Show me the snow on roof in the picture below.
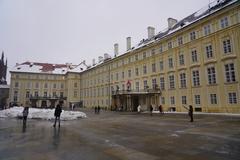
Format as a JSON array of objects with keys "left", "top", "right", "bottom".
[
  {"left": 128, "top": 0, "right": 238, "bottom": 52},
  {"left": 10, "top": 61, "right": 88, "bottom": 74}
]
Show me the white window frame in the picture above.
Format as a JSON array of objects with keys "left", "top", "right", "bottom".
[
  {"left": 152, "top": 63, "right": 156, "bottom": 72},
  {"left": 159, "top": 61, "right": 164, "bottom": 71},
  {"left": 143, "top": 80, "right": 148, "bottom": 89},
  {"left": 210, "top": 94, "right": 217, "bottom": 104},
  {"left": 203, "top": 24, "right": 211, "bottom": 36},
  {"left": 225, "top": 63, "right": 236, "bottom": 83},
  {"left": 192, "top": 70, "right": 200, "bottom": 86},
  {"left": 135, "top": 68, "right": 139, "bottom": 76},
  {"left": 152, "top": 78, "right": 157, "bottom": 89},
  {"left": 228, "top": 92, "right": 237, "bottom": 104},
  {"left": 206, "top": 44, "right": 213, "bottom": 59},
  {"left": 220, "top": 16, "right": 229, "bottom": 29},
  {"left": 223, "top": 39, "right": 232, "bottom": 54},
  {"left": 195, "top": 95, "right": 201, "bottom": 105},
  {"left": 135, "top": 82, "right": 139, "bottom": 91},
  {"left": 191, "top": 49, "right": 198, "bottom": 63},
  {"left": 179, "top": 54, "right": 185, "bottom": 65},
  {"left": 168, "top": 41, "right": 172, "bottom": 49},
  {"left": 178, "top": 37, "right": 183, "bottom": 45},
  {"left": 190, "top": 31, "right": 196, "bottom": 41},
  {"left": 169, "top": 75, "right": 175, "bottom": 89},
  {"left": 143, "top": 65, "right": 147, "bottom": 74},
  {"left": 170, "top": 96, "right": 175, "bottom": 105},
  {"left": 182, "top": 96, "right": 187, "bottom": 105},
  {"left": 160, "top": 77, "right": 165, "bottom": 90},
  {"left": 180, "top": 73, "right": 187, "bottom": 88},
  {"left": 207, "top": 66, "right": 216, "bottom": 84},
  {"left": 168, "top": 58, "right": 173, "bottom": 68}
]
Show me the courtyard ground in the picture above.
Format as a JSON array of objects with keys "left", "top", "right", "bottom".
[{"left": 0, "top": 109, "right": 239, "bottom": 160}]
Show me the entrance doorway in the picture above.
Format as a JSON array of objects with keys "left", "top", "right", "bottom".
[
  {"left": 41, "top": 100, "right": 47, "bottom": 108},
  {"left": 132, "top": 96, "right": 139, "bottom": 111}
]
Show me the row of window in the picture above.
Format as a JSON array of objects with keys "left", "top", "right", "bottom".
[
  {"left": 14, "top": 74, "right": 66, "bottom": 80},
  {"left": 161, "top": 92, "right": 238, "bottom": 106},
  {"left": 82, "top": 87, "right": 110, "bottom": 98},
  {"left": 109, "top": 16, "right": 232, "bottom": 69},
  {"left": 14, "top": 82, "right": 66, "bottom": 89},
  {"left": 13, "top": 91, "right": 65, "bottom": 102},
  {"left": 81, "top": 62, "right": 237, "bottom": 97},
  {"left": 82, "top": 36, "right": 233, "bottom": 87},
  {"left": 108, "top": 39, "right": 233, "bottom": 82},
  {"left": 85, "top": 16, "right": 232, "bottom": 75},
  {"left": 111, "top": 62, "right": 236, "bottom": 90}
]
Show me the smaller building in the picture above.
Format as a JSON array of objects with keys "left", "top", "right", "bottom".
[{"left": 9, "top": 61, "right": 87, "bottom": 108}]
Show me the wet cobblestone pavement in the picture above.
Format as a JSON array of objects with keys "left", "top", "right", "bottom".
[{"left": 0, "top": 110, "right": 240, "bottom": 160}]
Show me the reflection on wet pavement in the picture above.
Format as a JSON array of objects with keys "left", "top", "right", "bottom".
[{"left": 0, "top": 110, "right": 240, "bottom": 160}]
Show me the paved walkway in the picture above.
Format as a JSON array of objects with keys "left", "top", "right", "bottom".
[{"left": 0, "top": 109, "right": 240, "bottom": 160}]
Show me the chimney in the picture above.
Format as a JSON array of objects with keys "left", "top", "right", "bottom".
[
  {"left": 126, "top": 37, "right": 131, "bottom": 51},
  {"left": 92, "top": 59, "right": 96, "bottom": 66},
  {"left": 104, "top": 53, "right": 108, "bottom": 60},
  {"left": 98, "top": 56, "right": 103, "bottom": 63},
  {"left": 114, "top": 43, "right": 119, "bottom": 57},
  {"left": 147, "top": 26, "right": 155, "bottom": 39},
  {"left": 168, "top": 18, "right": 178, "bottom": 29}
]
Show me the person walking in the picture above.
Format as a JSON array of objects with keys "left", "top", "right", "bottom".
[
  {"left": 137, "top": 105, "right": 141, "bottom": 113},
  {"left": 22, "top": 106, "right": 29, "bottom": 126},
  {"left": 53, "top": 103, "right": 62, "bottom": 127},
  {"left": 150, "top": 105, "right": 153, "bottom": 116}
]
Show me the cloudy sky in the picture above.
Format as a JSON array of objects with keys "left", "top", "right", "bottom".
[{"left": 0, "top": 0, "right": 211, "bottom": 81}]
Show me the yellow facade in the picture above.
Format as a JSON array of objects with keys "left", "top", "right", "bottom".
[
  {"left": 9, "top": 71, "right": 82, "bottom": 108},
  {"left": 10, "top": 1, "right": 240, "bottom": 113}
]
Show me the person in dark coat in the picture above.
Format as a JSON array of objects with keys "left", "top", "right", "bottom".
[
  {"left": 22, "top": 106, "right": 29, "bottom": 126},
  {"left": 159, "top": 105, "right": 164, "bottom": 114},
  {"left": 53, "top": 103, "right": 62, "bottom": 127},
  {"left": 150, "top": 105, "right": 153, "bottom": 116},
  {"left": 94, "top": 106, "right": 97, "bottom": 114},
  {"left": 97, "top": 105, "right": 100, "bottom": 114},
  {"left": 188, "top": 105, "right": 194, "bottom": 122}
]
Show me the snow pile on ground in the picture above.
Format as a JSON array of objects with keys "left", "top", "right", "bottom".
[{"left": 0, "top": 107, "right": 87, "bottom": 120}]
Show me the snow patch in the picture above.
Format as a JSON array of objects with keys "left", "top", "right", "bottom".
[
  {"left": 170, "top": 134, "right": 179, "bottom": 137},
  {"left": 0, "top": 107, "right": 87, "bottom": 120}
]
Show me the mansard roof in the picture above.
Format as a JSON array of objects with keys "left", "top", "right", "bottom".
[{"left": 133, "top": 0, "right": 238, "bottom": 50}]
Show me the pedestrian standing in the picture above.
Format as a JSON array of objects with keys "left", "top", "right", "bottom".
[
  {"left": 188, "top": 105, "right": 194, "bottom": 122},
  {"left": 97, "top": 105, "right": 100, "bottom": 114},
  {"left": 71, "top": 103, "right": 74, "bottom": 110},
  {"left": 137, "top": 105, "right": 141, "bottom": 113},
  {"left": 94, "top": 106, "right": 97, "bottom": 114},
  {"left": 150, "top": 105, "right": 153, "bottom": 116},
  {"left": 159, "top": 105, "right": 164, "bottom": 114},
  {"left": 22, "top": 106, "right": 29, "bottom": 126},
  {"left": 53, "top": 103, "right": 62, "bottom": 127}
]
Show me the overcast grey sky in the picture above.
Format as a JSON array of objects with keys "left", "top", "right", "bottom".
[{"left": 0, "top": 0, "right": 211, "bottom": 81}]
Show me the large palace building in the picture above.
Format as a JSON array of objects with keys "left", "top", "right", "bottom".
[{"left": 9, "top": 0, "right": 240, "bottom": 113}]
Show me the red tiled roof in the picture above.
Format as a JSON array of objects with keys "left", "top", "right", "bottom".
[{"left": 21, "top": 61, "right": 68, "bottom": 72}]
